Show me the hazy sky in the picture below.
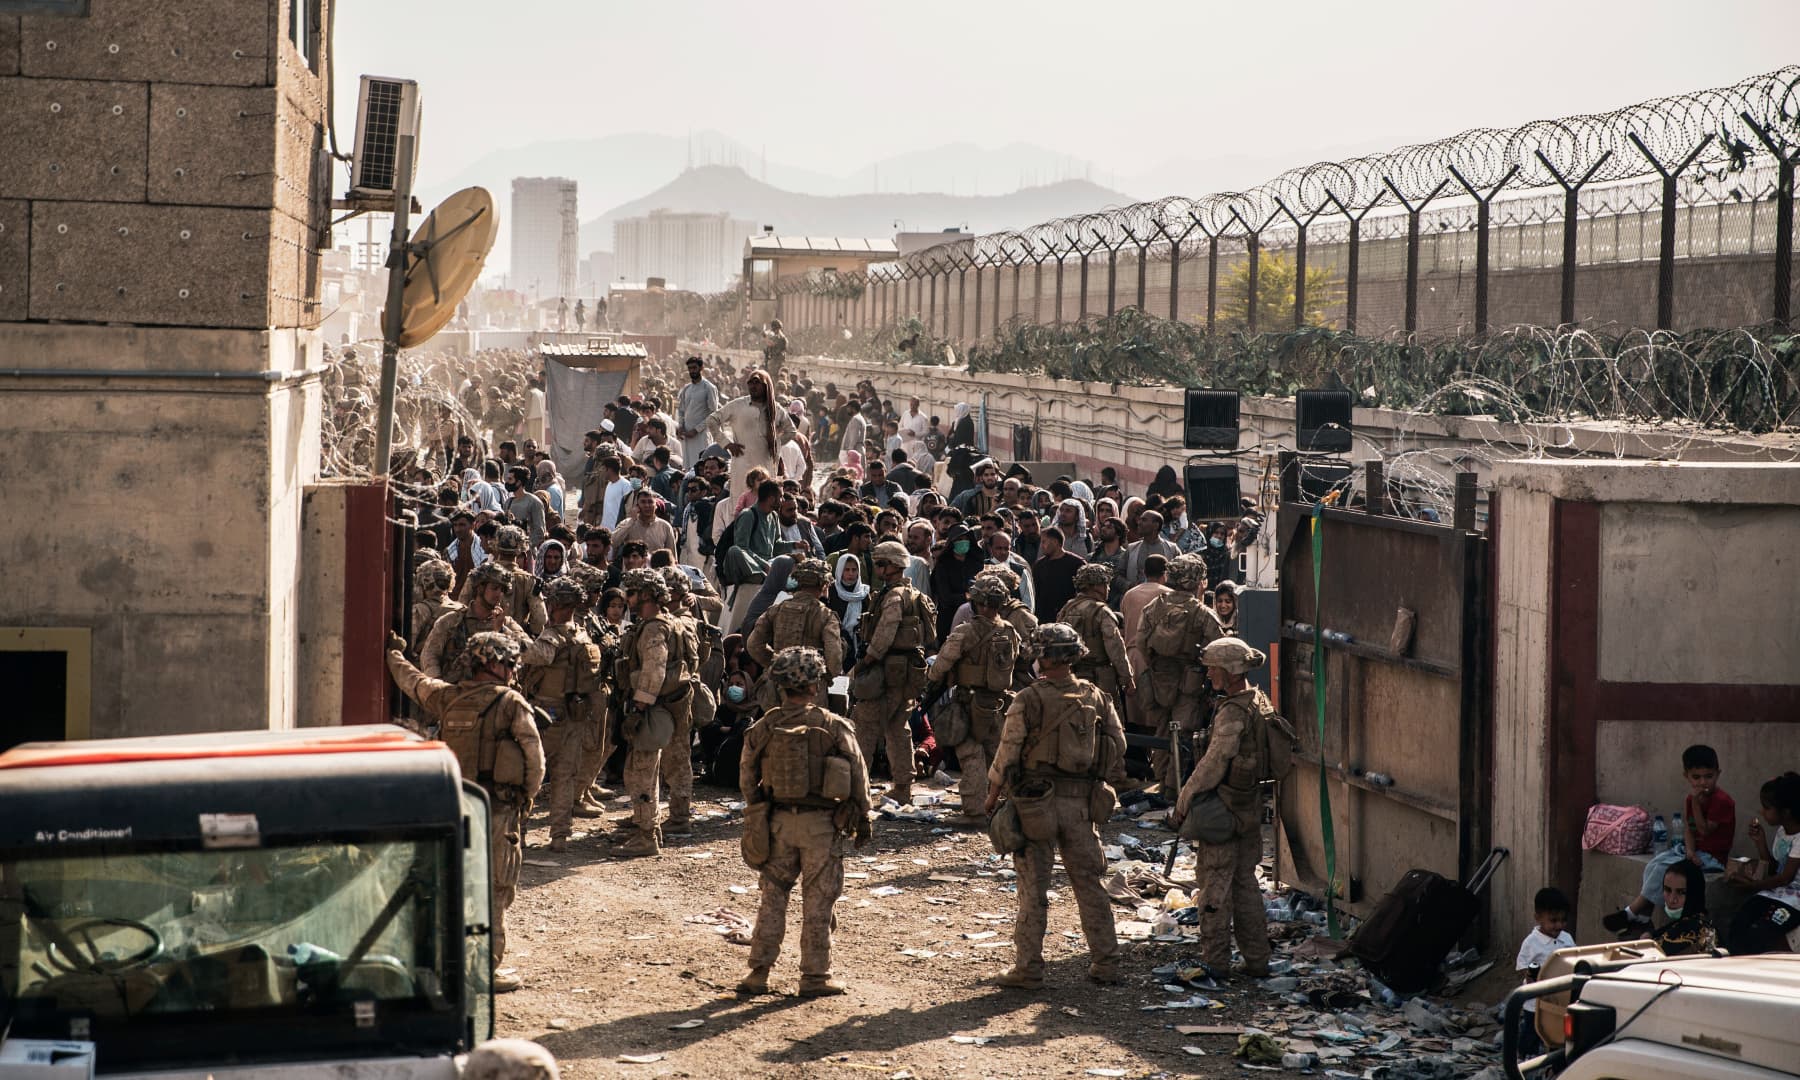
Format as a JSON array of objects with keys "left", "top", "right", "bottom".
[{"left": 333, "top": 0, "right": 1791, "bottom": 192}]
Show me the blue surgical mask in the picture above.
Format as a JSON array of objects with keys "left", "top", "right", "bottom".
[
  {"left": 1664, "top": 905, "right": 1685, "bottom": 921},
  {"left": 1209, "top": 537, "right": 1225, "bottom": 549},
  {"left": 724, "top": 685, "right": 747, "bottom": 703},
  {"left": 786, "top": 578, "right": 800, "bottom": 591},
  {"left": 953, "top": 540, "right": 972, "bottom": 556},
  {"left": 629, "top": 478, "right": 642, "bottom": 491}
]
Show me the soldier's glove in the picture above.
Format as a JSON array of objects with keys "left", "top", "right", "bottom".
[
  {"left": 853, "top": 814, "right": 873, "bottom": 848},
  {"left": 386, "top": 631, "right": 408, "bottom": 653}
]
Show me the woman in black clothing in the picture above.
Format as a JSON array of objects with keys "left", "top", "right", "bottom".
[
  {"left": 1147, "top": 464, "right": 1182, "bottom": 500},
  {"left": 929, "top": 523, "right": 987, "bottom": 642}
]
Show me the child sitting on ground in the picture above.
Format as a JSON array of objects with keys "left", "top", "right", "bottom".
[
  {"left": 1515, "top": 887, "right": 1574, "bottom": 1058},
  {"left": 1727, "top": 771, "right": 1800, "bottom": 954},
  {"left": 1603, "top": 744, "right": 1736, "bottom": 934}
]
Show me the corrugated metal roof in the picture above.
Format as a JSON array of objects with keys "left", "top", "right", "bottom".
[
  {"left": 540, "top": 341, "right": 647, "bottom": 359},
  {"left": 746, "top": 235, "right": 899, "bottom": 257}
]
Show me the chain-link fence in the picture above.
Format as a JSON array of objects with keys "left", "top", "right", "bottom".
[{"left": 766, "top": 66, "right": 1800, "bottom": 342}]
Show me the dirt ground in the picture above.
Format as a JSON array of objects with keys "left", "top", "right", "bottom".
[{"left": 504, "top": 777, "right": 1273, "bottom": 1080}]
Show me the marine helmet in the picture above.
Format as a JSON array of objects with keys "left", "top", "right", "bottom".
[
  {"left": 464, "top": 631, "right": 522, "bottom": 672},
  {"left": 462, "top": 1039, "right": 560, "bottom": 1080},
  {"left": 966, "top": 575, "right": 1011, "bottom": 609},
  {"left": 769, "top": 646, "right": 827, "bottom": 690},
  {"left": 977, "top": 566, "right": 1020, "bottom": 596},
  {"left": 468, "top": 560, "right": 514, "bottom": 595},
  {"left": 412, "top": 547, "right": 444, "bottom": 568},
  {"left": 1031, "top": 622, "right": 1088, "bottom": 663},
  {"left": 1074, "top": 563, "right": 1116, "bottom": 591},
  {"left": 1166, "top": 553, "right": 1207, "bottom": 591},
  {"left": 545, "top": 577, "right": 587, "bottom": 610},
  {"left": 871, "top": 540, "right": 911, "bottom": 569},
  {"left": 620, "top": 567, "right": 670, "bottom": 604},
  {"left": 414, "top": 558, "right": 454, "bottom": 595},
  {"left": 660, "top": 565, "right": 692, "bottom": 601},
  {"left": 791, "top": 557, "right": 831, "bottom": 587},
  {"left": 1201, "top": 636, "right": 1267, "bottom": 675},
  {"left": 493, "top": 525, "right": 528, "bottom": 555}
]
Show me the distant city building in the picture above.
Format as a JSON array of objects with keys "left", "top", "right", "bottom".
[
  {"left": 613, "top": 210, "right": 756, "bottom": 295},
  {"left": 511, "top": 177, "right": 579, "bottom": 302},
  {"left": 578, "top": 250, "right": 616, "bottom": 293}
]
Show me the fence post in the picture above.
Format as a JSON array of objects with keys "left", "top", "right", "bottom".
[
  {"left": 1077, "top": 244, "right": 1090, "bottom": 322},
  {"left": 1247, "top": 231, "right": 1260, "bottom": 332},
  {"left": 1383, "top": 176, "right": 1450, "bottom": 336},
  {"left": 972, "top": 257, "right": 984, "bottom": 342},
  {"left": 1628, "top": 131, "right": 1713, "bottom": 331},
  {"left": 1277, "top": 198, "right": 1322, "bottom": 329},
  {"left": 1536, "top": 150, "right": 1612, "bottom": 326},
  {"left": 1739, "top": 113, "right": 1800, "bottom": 325},
  {"left": 1450, "top": 164, "right": 1520, "bottom": 334},
  {"left": 1327, "top": 192, "right": 1372, "bottom": 334},
  {"left": 1206, "top": 231, "right": 1220, "bottom": 331},
  {"left": 1054, "top": 248, "right": 1066, "bottom": 326},
  {"left": 1098, "top": 229, "right": 1118, "bottom": 316}
]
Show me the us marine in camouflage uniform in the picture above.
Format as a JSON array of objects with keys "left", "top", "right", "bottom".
[
  {"left": 658, "top": 565, "right": 709, "bottom": 835},
  {"left": 1059, "top": 562, "right": 1135, "bottom": 700},
  {"left": 1133, "top": 553, "right": 1224, "bottom": 791},
  {"left": 746, "top": 558, "right": 844, "bottom": 706},
  {"left": 519, "top": 577, "right": 606, "bottom": 851},
  {"left": 387, "top": 630, "right": 544, "bottom": 991},
  {"left": 421, "top": 561, "right": 532, "bottom": 682},
  {"left": 976, "top": 566, "right": 1039, "bottom": 689},
  {"left": 1172, "top": 636, "right": 1274, "bottom": 977},
  {"left": 985, "top": 623, "right": 1128, "bottom": 989},
  {"left": 925, "top": 575, "right": 1021, "bottom": 824},
  {"left": 457, "top": 525, "right": 549, "bottom": 635},
  {"left": 613, "top": 568, "right": 698, "bottom": 857},
  {"left": 850, "top": 541, "right": 937, "bottom": 804},
  {"left": 737, "top": 646, "right": 872, "bottom": 998},
  {"left": 411, "top": 558, "right": 462, "bottom": 654}
]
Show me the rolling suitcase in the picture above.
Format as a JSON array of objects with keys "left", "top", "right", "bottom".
[{"left": 1348, "top": 846, "right": 1508, "bottom": 993}]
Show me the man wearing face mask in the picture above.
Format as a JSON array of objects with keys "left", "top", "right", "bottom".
[
  {"left": 953, "top": 459, "right": 1003, "bottom": 517},
  {"left": 747, "top": 558, "right": 844, "bottom": 708}
]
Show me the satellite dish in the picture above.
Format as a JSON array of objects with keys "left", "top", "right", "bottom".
[{"left": 389, "top": 186, "right": 498, "bottom": 348}]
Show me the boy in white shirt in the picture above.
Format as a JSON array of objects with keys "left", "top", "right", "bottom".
[{"left": 1514, "top": 887, "right": 1574, "bottom": 1058}]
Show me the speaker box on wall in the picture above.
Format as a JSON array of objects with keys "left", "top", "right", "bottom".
[
  {"left": 1183, "top": 388, "right": 1240, "bottom": 450},
  {"left": 1185, "top": 463, "right": 1242, "bottom": 520},
  {"left": 1296, "top": 389, "right": 1354, "bottom": 452}
]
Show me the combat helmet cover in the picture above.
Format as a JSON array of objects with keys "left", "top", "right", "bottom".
[
  {"left": 545, "top": 577, "right": 587, "bottom": 609},
  {"left": 468, "top": 560, "right": 513, "bottom": 594},
  {"left": 1073, "top": 563, "right": 1116, "bottom": 590},
  {"left": 493, "top": 525, "right": 529, "bottom": 554},
  {"left": 1031, "top": 622, "right": 1088, "bottom": 662},
  {"left": 871, "top": 540, "right": 911, "bottom": 569},
  {"left": 1166, "top": 553, "right": 1207, "bottom": 591},
  {"left": 791, "top": 557, "right": 831, "bottom": 586},
  {"left": 414, "top": 558, "right": 454, "bottom": 594},
  {"left": 464, "top": 631, "right": 522, "bottom": 671},
  {"left": 620, "top": 567, "right": 671, "bottom": 604},
  {"left": 966, "top": 575, "right": 1011, "bottom": 608},
  {"left": 1201, "top": 635, "right": 1267, "bottom": 675},
  {"left": 769, "top": 645, "right": 828, "bottom": 690}
]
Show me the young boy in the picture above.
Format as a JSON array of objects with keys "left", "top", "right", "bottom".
[
  {"left": 1515, "top": 887, "right": 1574, "bottom": 1057},
  {"left": 1603, "top": 744, "right": 1736, "bottom": 934}
]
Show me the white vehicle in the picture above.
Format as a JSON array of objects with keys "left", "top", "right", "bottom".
[
  {"left": 0, "top": 727, "right": 500, "bottom": 1078},
  {"left": 1504, "top": 950, "right": 1800, "bottom": 1079}
]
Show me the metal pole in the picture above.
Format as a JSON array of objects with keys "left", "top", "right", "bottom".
[
  {"left": 1738, "top": 114, "right": 1797, "bottom": 325},
  {"left": 1054, "top": 253, "right": 1066, "bottom": 325},
  {"left": 374, "top": 130, "right": 417, "bottom": 478},
  {"left": 1246, "top": 231, "right": 1261, "bottom": 333},
  {"left": 1206, "top": 233, "right": 1219, "bottom": 332},
  {"left": 1136, "top": 242, "right": 1149, "bottom": 311},
  {"left": 1293, "top": 222, "right": 1308, "bottom": 329},
  {"left": 973, "top": 260, "right": 984, "bottom": 341},
  {"left": 1105, "top": 243, "right": 1118, "bottom": 316},
  {"left": 1078, "top": 245, "right": 1090, "bottom": 322}
]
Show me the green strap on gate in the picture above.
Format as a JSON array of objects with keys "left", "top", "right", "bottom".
[{"left": 1311, "top": 502, "right": 1341, "bottom": 939}]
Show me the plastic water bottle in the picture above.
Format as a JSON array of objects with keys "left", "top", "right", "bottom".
[
  {"left": 1652, "top": 814, "right": 1670, "bottom": 851},
  {"left": 1671, "top": 812, "right": 1684, "bottom": 846},
  {"left": 1281, "top": 1052, "right": 1316, "bottom": 1068}
]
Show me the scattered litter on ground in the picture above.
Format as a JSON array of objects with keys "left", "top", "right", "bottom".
[
  {"left": 669, "top": 1019, "right": 705, "bottom": 1030},
  {"left": 684, "top": 908, "right": 753, "bottom": 945},
  {"left": 617, "top": 1054, "right": 664, "bottom": 1064},
  {"left": 869, "top": 885, "right": 905, "bottom": 898},
  {"left": 547, "top": 1017, "right": 573, "bottom": 1030},
  {"left": 948, "top": 1035, "right": 993, "bottom": 1046}
]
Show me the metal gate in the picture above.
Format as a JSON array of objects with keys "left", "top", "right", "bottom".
[{"left": 1274, "top": 457, "right": 1490, "bottom": 925}]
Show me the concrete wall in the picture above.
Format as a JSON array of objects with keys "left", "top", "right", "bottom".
[
  {"left": 0, "top": 1, "right": 329, "bottom": 739},
  {"left": 1490, "top": 459, "right": 1800, "bottom": 948}
]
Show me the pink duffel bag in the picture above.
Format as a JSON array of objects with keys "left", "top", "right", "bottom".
[{"left": 1582, "top": 804, "right": 1652, "bottom": 855}]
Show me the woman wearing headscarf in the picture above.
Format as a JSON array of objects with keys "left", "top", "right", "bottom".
[
  {"left": 948, "top": 402, "right": 976, "bottom": 448},
  {"left": 536, "top": 539, "right": 567, "bottom": 581},
  {"left": 1650, "top": 858, "right": 1715, "bottom": 955},
  {"left": 1148, "top": 464, "right": 1182, "bottom": 500},
  {"left": 929, "top": 523, "right": 988, "bottom": 643},
  {"left": 827, "top": 552, "right": 869, "bottom": 671}
]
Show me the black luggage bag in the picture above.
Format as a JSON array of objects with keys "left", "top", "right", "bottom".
[{"left": 1348, "top": 846, "right": 1508, "bottom": 993}]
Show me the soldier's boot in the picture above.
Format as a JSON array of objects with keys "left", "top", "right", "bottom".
[
  {"left": 886, "top": 782, "right": 913, "bottom": 806},
  {"left": 614, "top": 826, "right": 661, "bottom": 858},
  {"left": 548, "top": 836, "right": 569, "bottom": 853},
  {"left": 573, "top": 800, "right": 604, "bottom": 819},
  {"left": 994, "top": 967, "right": 1044, "bottom": 991},
  {"left": 664, "top": 798, "right": 693, "bottom": 836},
  {"left": 493, "top": 969, "right": 523, "bottom": 993},
  {"left": 1087, "top": 960, "right": 1122, "bottom": 985},
  {"left": 797, "top": 976, "right": 847, "bottom": 997},
  {"left": 735, "top": 966, "right": 771, "bottom": 996},
  {"left": 1230, "top": 960, "right": 1271, "bottom": 980}
]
